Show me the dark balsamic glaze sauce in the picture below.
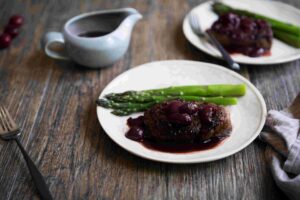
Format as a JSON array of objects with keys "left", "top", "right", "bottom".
[
  {"left": 141, "top": 137, "right": 227, "bottom": 153},
  {"left": 78, "top": 30, "right": 110, "bottom": 38},
  {"left": 125, "top": 115, "right": 228, "bottom": 153}
]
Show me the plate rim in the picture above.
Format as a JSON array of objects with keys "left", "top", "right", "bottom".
[
  {"left": 182, "top": 0, "right": 300, "bottom": 65},
  {"left": 97, "top": 60, "right": 267, "bottom": 163}
]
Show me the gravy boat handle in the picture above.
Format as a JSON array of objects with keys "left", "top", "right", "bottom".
[{"left": 41, "top": 32, "right": 70, "bottom": 60}]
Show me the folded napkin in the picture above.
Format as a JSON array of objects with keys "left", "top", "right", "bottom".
[{"left": 259, "top": 93, "right": 300, "bottom": 200}]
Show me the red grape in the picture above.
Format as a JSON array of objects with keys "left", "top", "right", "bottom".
[
  {"left": 167, "top": 113, "right": 192, "bottom": 125},
  {"left": 0, "top": 33, "right": 12, "bottom": 49},
  {"left": 165, "top": 100, "right": 183, "bottom": 114},
  {"left": 4, "top": 25, "right": 19, "bottom": 38},
  {"left": 9, "top": 15, "right": 24, "bottom": 27},
  {"left": 179, "top": 102, "right": 198, "bottom": 114}
]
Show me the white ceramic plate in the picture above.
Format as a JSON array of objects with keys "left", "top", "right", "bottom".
[
  {"left": 97, "top": 60, "right": 267, "bottom": 163},
  {"left": 183, "top": 0, "right": 300, "bottom": 65}
]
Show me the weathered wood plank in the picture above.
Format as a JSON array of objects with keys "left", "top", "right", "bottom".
[{"left": 0, "top": 0, "right": 297, "bottom": 199}]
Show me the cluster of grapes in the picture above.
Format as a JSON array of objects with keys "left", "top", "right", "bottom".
[
  {"left": 0, "top": 15, "right": 24, "bottom": 49},
  {"left": 163, "top": 100, "right": 198, "bottom": 125}
]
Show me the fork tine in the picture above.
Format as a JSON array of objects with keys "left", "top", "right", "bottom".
[
  {"left": 0, "top": 108, "right": 6, "bottom": 132},
  {"left": 0, "top": 107, "right": 10, "bottom": 131},
  {"left": 0, "top": 107, "right": 17, "bottom": 131},
  {"left": 189, "top": 13, "right": 201, "bottom": 34},
  {"left": 0, "top": 107, "right": 20, "bottom": 139},
  {"left": 189, "top": 14, "right": 195, "bottom": 27},
  {"left": 190, "top": 14, "right": 196, "bottom": 25},
  {"left": 3, "top": 107, "right": 16, "bottom": 128},
  {"left": 0, "top": 107, "right": 9, "bottom": 131},
  {"left": 193, "top": 14, "right": 200, "bottom": 30}
]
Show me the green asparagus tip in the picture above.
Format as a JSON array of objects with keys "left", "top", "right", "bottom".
[
  {"left": 96, "top": 99, "right": 111, "bottom": 108},
  {"left": 105, "top": 91, "right": 136, "bottom": 97},
  {"left": 111, "top": 110, "right": 131, "bottom": 116},
  {"left": 212, "top": 2, "right": 231, "bottom": 15}
]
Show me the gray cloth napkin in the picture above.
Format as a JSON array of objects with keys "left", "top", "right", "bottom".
[{"left": 259, "top": 93, "right": 300, "bottom": 200}]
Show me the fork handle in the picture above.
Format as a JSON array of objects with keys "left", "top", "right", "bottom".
[
  {"left": 206, "top": 30, "right": 240, "bottom": 71},
  {"left": 14, "top": 138, "right": 53, "bottom": 200}
]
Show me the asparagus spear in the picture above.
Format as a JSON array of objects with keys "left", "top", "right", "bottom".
[
  {"left": 105, "top": 84, "right": 246, "bottom": 101},
  {"left": 274, "top": 30, "right": 300, "bottom": 48},
  {"left": 112, "top": 109, "right": 143, "bottom": 116},
  {"left": 212, "top": 2, "right": 300, "bottom": 37},
  {"left": 98, "top": 96, "right": 237, "bottom": 108},
  {"left": 106, "top": 94, "right": 170, "bottom": 103},
  {"left": 96, "top": 99, "right": 157, "bottom": 109},
  {"left": 146, "top": 84, "right": 246, "bottom": 96},
  {"left": 111, "top": 99, "right": 237, "bottom": 116},
  {"left": 97, "top": 96, "right": 238, "bottom": 116}
]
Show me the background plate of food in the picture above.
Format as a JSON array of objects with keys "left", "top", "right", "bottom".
[
  {"left": 96, "top": 60, "right": 267, "bottom": 163},
  {"left": 183, "top": 0, "right": 300, "bottom": 65}
]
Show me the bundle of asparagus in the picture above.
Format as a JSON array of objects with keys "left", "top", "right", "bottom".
[
  {"left": 97, "top": 84, "right": 246, "bottom": 116},
  {"left": 212, "top": 2, "right": 300, "bottom": 48}
]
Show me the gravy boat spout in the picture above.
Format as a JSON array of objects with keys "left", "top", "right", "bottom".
[
  {"left": 113, "top": 8, "right": 143, "bottom": 46},
  {"left": 119, "top": 8, "right": 143, "bottom": 31}
]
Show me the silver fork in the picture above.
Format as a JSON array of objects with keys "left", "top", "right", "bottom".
[
  {"left": 0, "top": 107, "right": 53, "bottom": 200},
  {"left": 189, "top": 13, "right": 240, "bottom": 71}
]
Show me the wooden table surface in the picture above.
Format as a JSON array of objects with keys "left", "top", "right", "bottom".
[{"left": 0, "top": 0, "right": 299, "bottom": 199}]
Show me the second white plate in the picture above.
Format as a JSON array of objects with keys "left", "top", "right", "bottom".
[
  {"left": 183, "top": 0, "right": 300, "bottom": 65},
  {"left": 97, "top": 60, "right": 267, "bottom": 163}
]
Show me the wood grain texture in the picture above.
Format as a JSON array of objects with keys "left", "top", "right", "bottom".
[{"left": 0, "top": 0, "right": 297, "bottom": 199}]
